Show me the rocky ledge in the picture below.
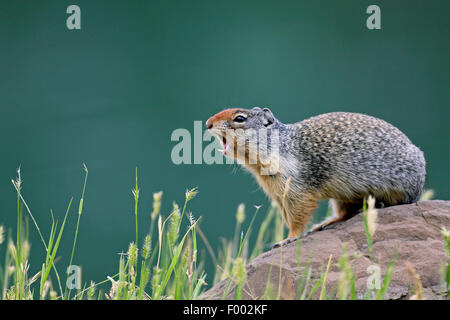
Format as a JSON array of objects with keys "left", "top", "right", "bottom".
[{"left": 203, "top": 200, "right": 450, "bottom": 300}]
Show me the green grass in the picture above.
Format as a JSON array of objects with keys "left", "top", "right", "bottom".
[{"left": 0, "top": 167, "right": 447, "bottom": 300}]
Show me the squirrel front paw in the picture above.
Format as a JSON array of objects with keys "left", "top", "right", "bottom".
[{"left": 269, "top": 237, "right": 298, "bottom": 250}]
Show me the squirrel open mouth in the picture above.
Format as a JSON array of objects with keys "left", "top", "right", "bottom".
[
  {"left": 220, "top": 135, "right": 229, "bottom": 154},
  {"left": 222, "top": 136, "right": 227, "bottom": 148},
  {"left": 208, "top": 128, "right": 230, "bottom": 155}
]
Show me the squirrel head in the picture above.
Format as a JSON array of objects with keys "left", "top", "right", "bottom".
[
  {"left": 206, "top": 107, "right": 275, "bottom": 131},
  {"left": 206, "top": 107, "right": 280, "bottom": 174}
]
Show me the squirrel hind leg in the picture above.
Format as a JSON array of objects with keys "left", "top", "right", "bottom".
[{"left": 311, "top": 199, "right": 357, "bottom": 232}]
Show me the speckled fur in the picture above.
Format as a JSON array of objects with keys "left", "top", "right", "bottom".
[{"left": 206, "top": 108, "right": 426, "bottom": 237}]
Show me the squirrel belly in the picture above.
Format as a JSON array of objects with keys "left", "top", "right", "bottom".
[{"left": 206, "top": 108, "right": 426, "bottom": 239}]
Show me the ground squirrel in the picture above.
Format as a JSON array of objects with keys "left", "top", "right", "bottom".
[{"left": 206, "top": 107, "right": 426, "bottom": 241}]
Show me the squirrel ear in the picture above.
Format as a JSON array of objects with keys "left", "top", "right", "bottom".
[{"left": 261, "top": 108, "right": 274, "bottom": 126}]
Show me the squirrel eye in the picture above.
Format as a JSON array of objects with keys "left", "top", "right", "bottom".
[{"left": 233, "top": 115, "right": 247, "bottom": 123}]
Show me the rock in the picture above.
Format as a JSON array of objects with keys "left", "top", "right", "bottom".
[{"left": 202, "top": 200, "right": 450, "bottom": 300}]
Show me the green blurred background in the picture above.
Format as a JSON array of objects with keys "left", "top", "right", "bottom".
[{"left": 1, "top": 0, "right": 449, "bottom": 288}]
